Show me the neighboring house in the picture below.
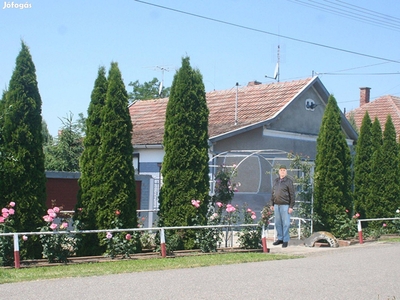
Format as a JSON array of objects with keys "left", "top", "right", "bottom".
[
  {"left": 129, "top": 76, "right": 358, "bottom": 216},
  {"left": 45, "top": 172, "right": 153, "bottom": 227},
  {"left": 347, "top": 87, "right": 400, "bottom": 135}
]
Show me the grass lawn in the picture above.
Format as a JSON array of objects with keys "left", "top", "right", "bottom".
[{"left": 0, "top": 252, "right": 300, "bottom": 284}]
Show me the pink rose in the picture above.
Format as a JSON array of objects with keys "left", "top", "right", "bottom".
[
  {"left": 2, "top": 208, "right": 8, "bottom": 213},
  {"left": 50, "top": 223, "right": 58, "bottom": 230},
  {"left": 125, "top": 234, "right": 132, "bottom": 240},
  {"left": 226, "top": 204, "right": 236, "bottom": 213},
  {"left": 60, "top": 222, "right": 68, "bottom": 229},
  {"left": 251, "top": 214, "right": 257, "bottom": 220},
  {"left": 43, "top": 215, "right": 53, "bottom": 222},
  {"left": 53, "top": 207, "right": 60, "bottom": 213},
  {"left": 216, "top": 202, "right": 223, "bottom": 208},
  {"left": 9, "top": 202, "right": 15, "bottom": 207},
  {"left": 106, "top": 232, "right": 113, "bottom": 239},
  {"left": 383, "top": 223, "right": 387, "bottom": 227},
  {"left": 8, "top": 208, "right": 15, "bottom": 215},
  {"left": 191, "top": 199, "right": 200, "bottom": 208},
  {"left": 22, "top": 235, "right": 28, "bottom": 241},
  {"left": 2, "top": 212, "right": 9, "bottom": 218},
  {"left": 0, "top": 217, "right": 5, "bottom": 223}
]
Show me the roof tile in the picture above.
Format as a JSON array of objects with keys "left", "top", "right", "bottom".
[
  {"left": 129, "top": 78, "right": 313, "bottom": 145},
  {"left": 347, "top": 95, "right": 400, "bottom": 135}
]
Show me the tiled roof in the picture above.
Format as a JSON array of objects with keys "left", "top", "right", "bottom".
[
  {"left": 129, "top": 78, "right": 314, "bottom": 146},
  {"left": 347, "top": 95, "right": 400, "bottom": 135}
]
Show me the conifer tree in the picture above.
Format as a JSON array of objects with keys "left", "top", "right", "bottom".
[
  {"left": 313, "top": 95, "right": 352, "bottom": 232},
  {"left": 74, "top": 67, "right": 107, "bottom": 255},
  {"left": 353, "top": 112, "right": 372, "bottom": 219},
  {"left": 158, "top": 56, "right": 210, "bottom": 249},
  {"left": 363, "top": 117, "right": 383, "bottom": 222},
  {"left": 44, "top": 113, "right": 84, "bottom": 171},
  {"left": 370, "top": 117, "right": 383, "bottom": 154},
  {"left": 95, "top": 62, "right": 137, "bottom": 230},
  {"left": 0, "top": 42, "right": 46, "bottom": 258},
  {"left": 368, "top": 116, "right": 399, "bottom": 225}
]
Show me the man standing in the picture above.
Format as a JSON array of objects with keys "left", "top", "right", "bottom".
[{"left": 269, "top": 165, "right": 295, "bottom": 248}]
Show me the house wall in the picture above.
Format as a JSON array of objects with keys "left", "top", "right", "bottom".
[
  {"left": 46, "top": 171, "right": 80, "bottom": 210},
  {"left": 271, "top": 87, "right": 325, "bottom": 135},
  {"left": 136, "top": 148, "right": 164, "bottom": 174},
  {"left": 46, "top": 172, "right": 148, "bottom": 222},
  {"left": 208, "top": 88, "right": 326, "bottom": 214}
]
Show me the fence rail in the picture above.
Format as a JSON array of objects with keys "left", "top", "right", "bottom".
[
  {"left": 357, "top": 217, "right": 400, "bottom": 244},
  {"left": 0, "top": 223, "right": 268, "bottom": 269}
]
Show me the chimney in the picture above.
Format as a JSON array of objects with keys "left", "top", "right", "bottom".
[
  {"left": 247, "top": 80, "right": 261, "bottom": 86},
  {"left": 359, "top": 87, "right": 371, "bottom": 107}
]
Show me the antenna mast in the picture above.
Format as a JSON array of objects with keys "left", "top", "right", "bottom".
[
  {"left": 154, "top": 66, "right": 171, "bottom": 97},
  {"left": 276, "top": 45, "right": 280, "bottom": 82},
  {"left": 265, "top": 45, "right": 280, "bottom": 82}
]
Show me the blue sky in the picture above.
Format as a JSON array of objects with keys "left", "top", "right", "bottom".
[{"left": 1, "top": 0, "right": 400, "bottom": 136}]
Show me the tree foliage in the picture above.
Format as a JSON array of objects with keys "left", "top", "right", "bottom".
[
  {"left": 313, "top": 95, "right": 352, "bottom": 232},
  {"left": 367, "top": 116, "right": 400, "bottom": 226},
  {"left": 128, "top": 77, "right": 170, "bottom": 103},
  {"left": 74, "top": 67, "right": 107, "bottom": 255},
  {"left": 353, "top": 112, "right": 372, "bottom": 219},
  {"left": 370, "top": 117, "right": 383, "bottom": 154},
  {"left": 41, "top": 120, "right": 52, "bottom": 145},
  {"left": 0, "top": 41, "right": 46, "bottom": 257},
  {"left": 158, "top": 56, "right": 210, "bottom": 249},
  {"left": 95, "top": 62, "right": 137, "bottom": 231},
  {"left": 44, "top": 112, "right": 84, "bottom": 171}
]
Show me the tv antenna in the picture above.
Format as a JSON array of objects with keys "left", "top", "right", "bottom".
[
  {"left": 153, "top": 66, "right": 171, "bottom": 96},
  {"left": 265, "top": 45, "right": 280, "bottom": 82}
]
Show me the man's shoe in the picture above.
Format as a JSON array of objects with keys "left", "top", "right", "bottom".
[
  {"left": 273, "top": 240, "right": 283, "bottom": 246},
  {"left": 282, "top": 242, "right": 288, "bottom": 248}
]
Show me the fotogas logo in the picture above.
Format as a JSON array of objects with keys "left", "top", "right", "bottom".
[{"left": 3, "top": 2, "right": 32, "bottom": 9}]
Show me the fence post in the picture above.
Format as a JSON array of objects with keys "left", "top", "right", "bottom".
[
  {"left": 261, "top": 225, "right": 269, "bottom": 253},
  {"left": 358, "top": 220, "right": 363, "bottom": 244},
  {"left": 13, "top": 233, "right": 20, "bottom": 269},
  {"left": 160, "top": 228, "right": 167, "bottom": 258}
]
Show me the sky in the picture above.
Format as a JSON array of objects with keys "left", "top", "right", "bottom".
[{"left": 1, "top": 0, "right": 400, "bottom": 136}]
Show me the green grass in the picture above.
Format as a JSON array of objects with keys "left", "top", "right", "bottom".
[
  {"left": 0, "top": 252, "right": 300, "bottom": 284},
  {"left": 378, "top": 236, "right": 400, "bottom": 243}
]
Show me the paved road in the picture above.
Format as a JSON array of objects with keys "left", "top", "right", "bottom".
[{"left": 2, "top": 242, "right": 400, "bottom": 299}]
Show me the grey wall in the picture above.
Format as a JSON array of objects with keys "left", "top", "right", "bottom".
[{"left": 209, "top": 87, "right": 325, "bottom": 211}]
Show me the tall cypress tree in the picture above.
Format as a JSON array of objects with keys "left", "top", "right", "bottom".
[
  {"left": 353, "top": 112, "right": 373, "bottom": 219},
  {"left": 74, "top": 67, "right": 107, "bottom": 255},
  {"left": 158, "top": 56, "right": 210, "bottom": 249},
  {"left": 364, "top": 117, "right": 383, "bottom": 222},
  {"left": 0, "top": 42, "right": 46, "bottom": 258},
  {"left": 368, "top": 116, "right": 399, "bottom": 225},
  {"left": 95, "top": 62, "right": 137, "bottom": 230},
  {"left": 370, "top": 117, "right": 383, "bottom": 154},
  {"left": 314, "top": 95, "right": 352, "bottom": 232}
]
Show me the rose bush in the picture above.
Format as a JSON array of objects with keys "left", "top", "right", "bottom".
[
  {"left": 103, "top": 210, "right": 141, "bottom": 259},
  {"left": 40, "top": 207, "right": 79, "bottom": 263},
  {"left": 332, "top": 209, "right": 360, "bottom": 240},
  {"left": 0, "top": 202, "right": 16, "bottom": 266}
]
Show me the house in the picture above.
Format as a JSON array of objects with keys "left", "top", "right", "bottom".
[
  {"left": 45, "top": 171, "right": 154, "bottom": 227},
  {"left": 129, "top": 76, "right": 358, "bottom": 216},
  {"left": 347, "top": 87, "right": 400, "bottom": 135}
]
